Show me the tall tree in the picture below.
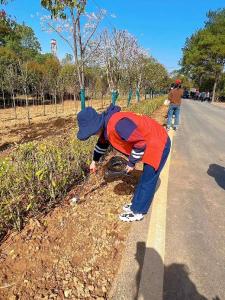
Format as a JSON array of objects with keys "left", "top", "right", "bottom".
[
  {"left": 182, "top": 9, "right": 225, "bottom": 102},
  {"left": 45, "top": 56, "right": 61, "bottom": 115},
  {"left": 18, "top": 60, "right": 31, "bottom": 125},
  {"left": 41, "top": 0, "right": 105, "bottom": 110}
]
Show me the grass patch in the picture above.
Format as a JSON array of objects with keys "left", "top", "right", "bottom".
[{"left": 0, "top": 96, "right": 165, "bottom": 240}]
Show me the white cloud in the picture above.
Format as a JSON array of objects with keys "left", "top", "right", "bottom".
[{"left": 110, "top": 13, "right": 117, "bottom": 19}]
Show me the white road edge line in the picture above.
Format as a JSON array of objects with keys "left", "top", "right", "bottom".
[{"left": 138, "top": 131, "right": 174, "bottom": 300}]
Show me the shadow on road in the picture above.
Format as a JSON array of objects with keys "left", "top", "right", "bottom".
[
  {"left": 207, "top": 164, "right": 225, "bottom": 190},
  {"left": 135, "top": 242, "right": 220, "bottom": 300}
]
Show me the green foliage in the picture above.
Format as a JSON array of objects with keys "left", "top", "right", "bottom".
[
  {"left": 182, "top": 8, "right": 225, "bottom": 98},
  {"left": 0, "top": 9, "right": 17, "bottom": 47},
  {"left": 126, "top": 96, "right": 165, "bottom": 115},
  {"left": 41, "top": 0, "right": 86, "bottom": 19},
  {"left": 142, "top": 57, "right": 169, "bottom": 91},
  {"left": 0, "top": 0, "right": 12, "bottom": 3},
  {"left": 0, "top": 136, "right": 96, "bottom": 239},
  {"left": 0, "top": 11, "right": 41, "bottom": 57},
  {"left": 0, "top": 96, "right": 165, "bottom": 240}
]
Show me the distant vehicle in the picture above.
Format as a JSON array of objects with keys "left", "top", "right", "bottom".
[
  {"left": 189, "top": 88, "right": 197, "bottom": 99},
  {"left": 199, "top": 92, "right": 206, "bottom": 101},
  {"left": 183, "top": 90, "right": 190, "bottom": 99}
]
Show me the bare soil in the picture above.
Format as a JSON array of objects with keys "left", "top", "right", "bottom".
[
  {"left": 0, "top": 105, "right": 168, "bottom": 300},
  {"left": 0, "top": 99, "right": 127, "bottom": 156}
]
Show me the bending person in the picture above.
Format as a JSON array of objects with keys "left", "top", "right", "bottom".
[{"left": 77, "top": 104, "right": 171, "bottom": 222}]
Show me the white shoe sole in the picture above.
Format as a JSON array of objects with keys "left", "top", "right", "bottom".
[
  {"left": 123, "top": 203, "right": 132, "bottom": 212},
  {"left": 119, "top": 213, "right": 144, "bottom": 222}
]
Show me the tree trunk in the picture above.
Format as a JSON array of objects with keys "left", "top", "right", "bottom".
[
  {"left": 42, "top": 93, "right": 46, "bottom": 116},
  {"left": 70, "top": 9, "right": 85, "bottom": 111},
  {"left": 25, "top": 92, "right": 31, "bottom": 125},
  {"left": 106, "top": 67, "right": 112, "bottom": 91},
  {"left": 111, "top": 90, "right": 119, "bottom": 105},
  {"left": 74, "top": 92, "right": 77, "bottom": 112},
  {"left": 136, "top": 87, "right": 140, "bottom": 102},
  {"left": 12, "top": 93, "right": 17, "bottom": 119},
  {"left": 127, "top": 88, "right": 132, "bottom": 107},
  {"left": 61, "top": 93, "right": 64, "bottom": 113},
  {"left": 54, "top": 90, "right": 57, "bottom": 116},
  {"left": 212, "top": 80, "right": 217, "bottom": 103},
  {"left": 2, "top": 89, "right": 5, "bottom": 109}
]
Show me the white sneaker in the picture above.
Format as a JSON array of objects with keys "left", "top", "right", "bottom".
[
  {"left": 123, "top": 203, "right": 132, "bottom": 212},
  {"left": 119, "top": 211, "right": 144, "bottom": 222}
]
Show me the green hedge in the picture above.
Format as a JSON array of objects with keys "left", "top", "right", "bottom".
[{"left": 0, "top": 96, "right": 165, "bottom": 240}]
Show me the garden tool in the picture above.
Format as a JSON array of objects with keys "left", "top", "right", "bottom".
[{"left": 104, "top": 156, "right": 131, "bottom": 180}]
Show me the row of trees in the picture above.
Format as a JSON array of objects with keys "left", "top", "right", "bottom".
[
  {"left": 40, "top": 0, "right": 170, "bottom": 104},
  {"left": 181, "top": 8, "right": 225, "bottom": 102},
  {"left": 0, "top": 1, "right": 170, "bottom": 124}
]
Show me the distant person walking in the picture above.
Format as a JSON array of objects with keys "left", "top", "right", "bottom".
[
  {"left": 205, "top": 91, "right": 210, "bottom": 102},
  {"left": 195, "top": 89, "right": 200, "bottom": 100},
  {"left": 167, "top": 79, "right": 183, "bottom": 131}
]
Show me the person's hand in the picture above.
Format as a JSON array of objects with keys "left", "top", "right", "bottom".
[
  {"left": 126, "top": 165, "right": 134, "bottom": 173},
  {"left": 90, "top": 161, "right": 97, "bottom": 173}
]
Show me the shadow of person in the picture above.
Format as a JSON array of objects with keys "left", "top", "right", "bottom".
[
  {"left": 207, "top": 164, "right": 225, "bottom": 190},
  {"left": 134, "top": 242, "right": 147, "bottom": 300},
  {"left": 163, "top": 263, "right": 208, "bottom": 300},
  {"left": 134, "top": 243, "right": 212, "bottom": 300},
  {"left": 135, "top": 245, "right": 165, "bottom": 300}
]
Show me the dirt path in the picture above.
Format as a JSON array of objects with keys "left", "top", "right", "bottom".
[{"left": 0, "top": 105, "right": 168, "bottom": 300}]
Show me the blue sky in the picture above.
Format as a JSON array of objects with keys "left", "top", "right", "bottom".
[{"left": 1, "top": 0, "right": 225, "bottom": 72}]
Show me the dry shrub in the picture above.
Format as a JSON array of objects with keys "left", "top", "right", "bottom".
[{"left": 0, "top": 96, "right": 165, "bottom": 240}]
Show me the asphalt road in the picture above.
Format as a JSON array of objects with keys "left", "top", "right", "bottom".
[{"left": 164, "top": 100, "right": 225, "bottom": 300}]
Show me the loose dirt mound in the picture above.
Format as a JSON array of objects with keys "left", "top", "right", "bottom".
[
  {"left": 0, "top": 164, "right": 140, "bottom": 300},
  {"left": 0, "top": 105, "right": 168, "bottom": 300}
]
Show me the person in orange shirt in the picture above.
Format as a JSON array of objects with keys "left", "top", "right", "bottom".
[{"left": 77, "top": 104, "right": 171, "bottom": 222}]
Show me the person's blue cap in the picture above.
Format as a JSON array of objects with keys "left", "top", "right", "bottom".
[{"left": 77, "top": 107, "right": 105, "bottom": 140}]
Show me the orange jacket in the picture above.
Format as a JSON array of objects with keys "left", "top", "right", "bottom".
[{"left": 107, "top": 112, "right": 168, "bottom": 170}]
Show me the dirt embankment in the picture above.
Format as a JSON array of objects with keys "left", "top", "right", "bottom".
[
  {"left": 0, "top": 105, "right": 168, "bottom": 300},
  {"left": 0, "top": 99, "right": 166, "bottom": 157},
  {"left": 0, "top": 116, "right": 75, "bottom": 156},
  {"left": 0, "top": 99, "right": 126, "bottom": 156}
]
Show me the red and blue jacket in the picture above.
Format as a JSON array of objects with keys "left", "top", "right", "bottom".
[{"left": 93, "top": 105, "right": 168, "bottom": 170}]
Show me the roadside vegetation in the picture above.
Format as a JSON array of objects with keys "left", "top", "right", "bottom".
[
  {"left": 0, "top": 1, "right": 168, "bottom": 240},
  {"left": 181, "top": 8, "right": 225, "bottom": 101},
  {"left": 0, "top": 96, "right": 165, "bottom": 241}
]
